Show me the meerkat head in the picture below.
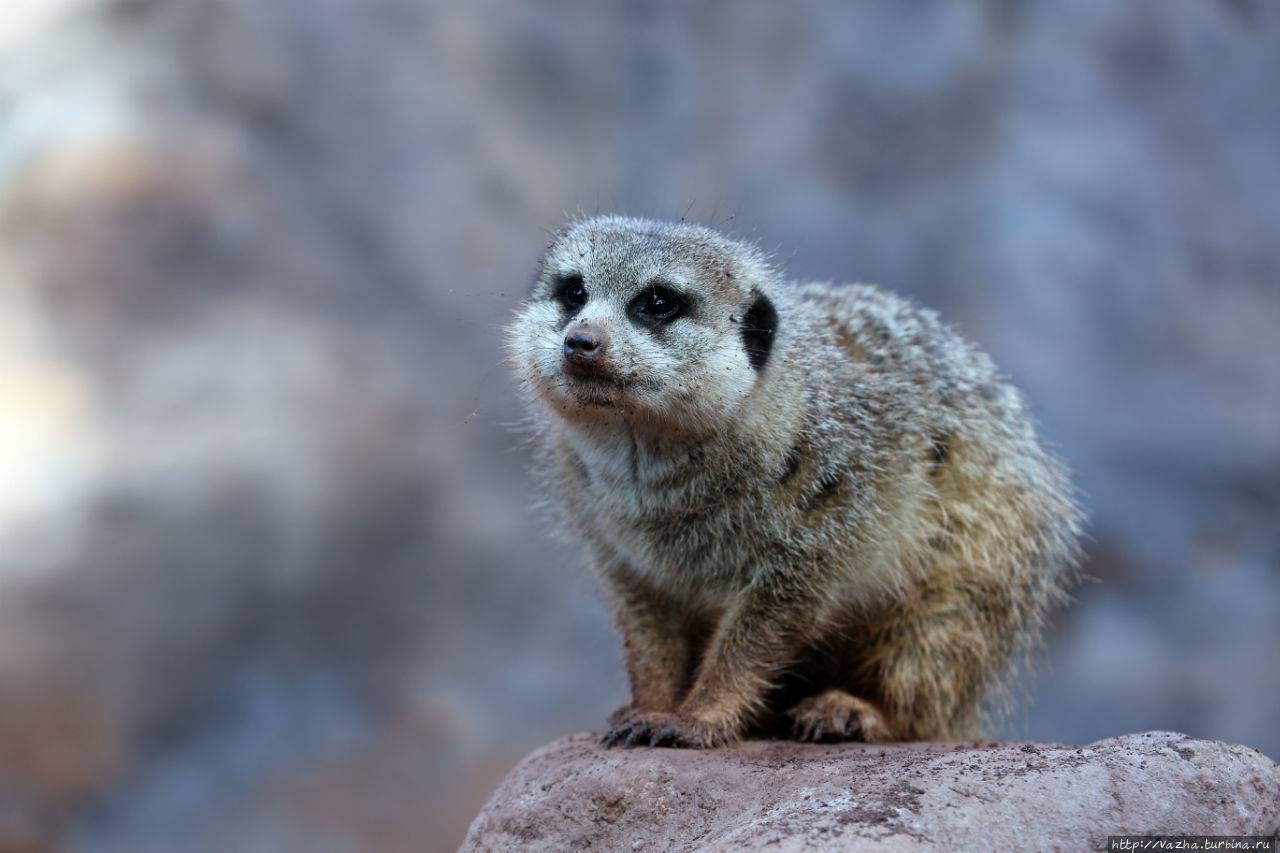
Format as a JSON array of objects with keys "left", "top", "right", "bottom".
[{"left": 511, "top": 216, "right": 780, "bottom": 436}]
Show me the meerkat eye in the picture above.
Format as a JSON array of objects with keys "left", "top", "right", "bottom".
[
  {"left": 631, "top": 284, "right": 685, "bottom": 325},
  {"left": 554, "top": 273, "right": 587, "bottom": 313}
]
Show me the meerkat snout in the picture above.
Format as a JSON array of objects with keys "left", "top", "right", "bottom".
[
  {"left": 565, "top": 322, "right": 614, "bottom": 376},
  {"left": 563, "top": 324, "right": 605, "bottom": 362}
]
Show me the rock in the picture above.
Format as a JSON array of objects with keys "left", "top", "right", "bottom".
[{"left": 461, "top": 732, "right": 1280, "bottom": 852}]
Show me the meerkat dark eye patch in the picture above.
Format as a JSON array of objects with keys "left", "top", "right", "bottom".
[
  {"left": 741, "top": 293, "right": 777, "bottom": 371},
  {"left": 554, "top": 273, "right": 587, "bottom": 314},
  {"left": 629, "top": 283, "right": 685, "bottom": 326}
]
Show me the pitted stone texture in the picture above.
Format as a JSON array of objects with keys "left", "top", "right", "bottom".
[{"left": 462, "top": 731, "right": 1280, "bottom": 852}]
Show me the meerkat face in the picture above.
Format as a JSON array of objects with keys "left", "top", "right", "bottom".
[{"left": 511, "top": 216, "right": 779, "bottom": 435}]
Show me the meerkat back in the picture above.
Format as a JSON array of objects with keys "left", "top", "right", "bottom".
[{"left": 510, "top": 215, "right": 1083, "bottom": 748}]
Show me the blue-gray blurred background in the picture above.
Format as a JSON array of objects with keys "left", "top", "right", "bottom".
[{"left": 0, "top": 1, "right": 1277, "bottom": 851}]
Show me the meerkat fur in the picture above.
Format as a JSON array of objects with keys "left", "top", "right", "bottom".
[{"left": 509, "top": 215, "right": 1083, "bottom": 748}]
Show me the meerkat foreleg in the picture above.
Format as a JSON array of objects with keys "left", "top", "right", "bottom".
[
  {"left": 603, "top": 569, "right": 824, "bottom": 748},
  {"left": 601, "top": 568, "right": 693, "bottom": 723}
]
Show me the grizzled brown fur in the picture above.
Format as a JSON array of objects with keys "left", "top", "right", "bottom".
[{"left": 509, "top": 216, "right": 1083, "bottom": 748}]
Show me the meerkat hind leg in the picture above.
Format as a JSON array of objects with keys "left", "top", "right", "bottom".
[{"left": 787, "top": 689, "right": 895, "bottom": 743}]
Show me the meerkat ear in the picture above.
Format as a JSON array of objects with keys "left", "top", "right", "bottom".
[{"left": 741, "top": 293, "right": 777, "bottom": 371}]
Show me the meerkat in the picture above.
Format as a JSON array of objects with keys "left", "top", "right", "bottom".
[{"left": 509, "top": 215, "right": 1083, "bottom": 749}]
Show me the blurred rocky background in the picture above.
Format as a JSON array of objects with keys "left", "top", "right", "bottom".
[{"left": 0, "top": 1, "right": 1276, "bottom": 851}]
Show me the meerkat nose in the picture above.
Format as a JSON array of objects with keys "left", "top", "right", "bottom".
[{"left": 564, "top": 325, "right": 606, "bottom": 360}]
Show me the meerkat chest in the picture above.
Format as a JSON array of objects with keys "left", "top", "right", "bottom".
[{"left": 560, "top": 433, "right": 764, "bottom": 592}]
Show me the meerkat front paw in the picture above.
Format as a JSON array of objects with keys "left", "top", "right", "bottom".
[
  {"left": 787, "top": 689, "right": 894, "bottom": 743},
  {"left": 600, "top": 712, "right": 734, "bottom": 749}
]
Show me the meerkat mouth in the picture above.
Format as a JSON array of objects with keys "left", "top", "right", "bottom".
[{"left": 560, "top": 370, "right": 634, "bottom": 406}]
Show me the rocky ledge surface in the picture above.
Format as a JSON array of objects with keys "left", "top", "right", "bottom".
[{"left": 461, "top": 731, "right": 1279, "bottom": 852}]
